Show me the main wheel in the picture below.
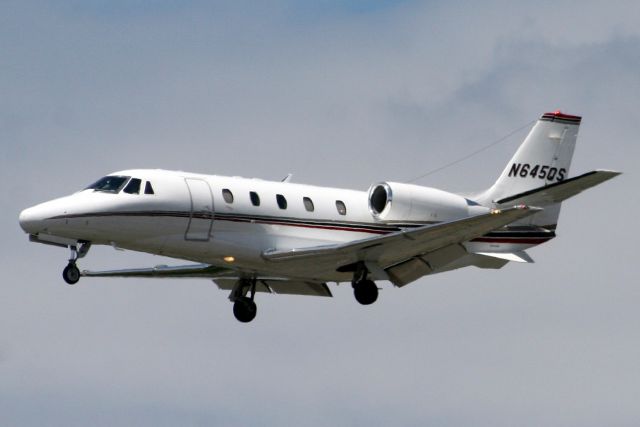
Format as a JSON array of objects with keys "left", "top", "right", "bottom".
[
  {"left": 354, "top": 279, "right": 378, "bottom": 305},
  {"left": 63, "top": 263, "right": 80, "bottom": 285},
  {"left": 233, "top": 297, "right": 257, "bottom": 323}
]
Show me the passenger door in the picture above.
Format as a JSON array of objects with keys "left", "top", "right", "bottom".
[{"left": 184, "top": 178, "right": 214, "bottom": 241}]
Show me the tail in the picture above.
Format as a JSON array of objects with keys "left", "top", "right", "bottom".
[
  {"left": 467, "top": 111, "right": 619, "bottom": 265},
  {"left": 482, "top": 111, "right": 581, "bottom": 202},
  {"left": 477, "top": 111, "right": 580, "bottom": 229}
]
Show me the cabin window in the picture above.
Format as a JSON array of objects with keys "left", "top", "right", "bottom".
[
  {"left": 85, "top": 175, "right": 130, "bottom": 193},
  {"left": 144, "top": 181, "right": 155, "bottom": 195},
  {"left": 276, "top": 194, "right": 287, "bottom": 209},
  {"left": 336, "top": 200, "right": 347, "bottom": 215},
  {"left": 123, "top": 178, "right": 142, "bottom": 194},
  {"left": 303, "top": 197, "right": 314, "bottom": 212},
  {"left": 250, "top": 191, "right": 261, "bottom": 206},
  {"left": 222, "top": 189, "right": 234, "bottom": 203}
]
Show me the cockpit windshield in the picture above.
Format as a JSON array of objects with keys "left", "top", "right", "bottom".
[{"left": 85, "top": 176, "right": 130, "bottom": 193}]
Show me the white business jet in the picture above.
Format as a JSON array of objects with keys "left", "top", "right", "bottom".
[{"left": 19, "top": 111, "right": 619, "bottom": 322}]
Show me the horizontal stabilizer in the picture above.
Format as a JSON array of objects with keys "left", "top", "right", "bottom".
[
  {"left": 474, "top": 251, "right": 534, "bottom": 263},
  {"left": 495, "top": 170, "right": 621, "bottom": 206}
]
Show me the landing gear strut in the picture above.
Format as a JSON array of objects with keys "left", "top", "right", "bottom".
[
  {"left": 352, "top": 263, "right": 378, "bottom": 305},
  {"left": 230, "top": 279, "right": 258, "bottom": 323},
  {"left": 62, "top": 242, "right": 91, "bottom": 285}
]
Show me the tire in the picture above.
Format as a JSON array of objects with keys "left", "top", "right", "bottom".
[
  {"left": 63, "top": 263, "right": 80, "bottom": 285},
  {"left": 354, "top": 279, "right": 378, "bottom": 305},
  {"left": 233, "top": 297, "right": 257, "bottom": 323}
]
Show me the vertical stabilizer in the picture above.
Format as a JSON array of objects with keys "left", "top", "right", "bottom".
[
  {"left": 481, "top": 111, "right": 581, "bottom": 203},
  {"left": 477, "top": 111, "right": 581, "bottom": 229}
]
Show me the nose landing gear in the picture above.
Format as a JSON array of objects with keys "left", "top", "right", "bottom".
[{"left": 62, "top": 242, "right": 91, "bottom": 285}]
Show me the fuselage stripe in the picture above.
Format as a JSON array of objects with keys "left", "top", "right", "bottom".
[{"left": 48, "top": 211, "right": 555, "bottom": 240}]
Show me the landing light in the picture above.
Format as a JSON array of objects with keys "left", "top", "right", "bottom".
[{"left": 223, "top": 256, "right": 235, "bottom": 263}]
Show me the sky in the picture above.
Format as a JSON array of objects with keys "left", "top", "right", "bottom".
[{"left": 1, "top": 1, "right": 639, "bottom": 425}]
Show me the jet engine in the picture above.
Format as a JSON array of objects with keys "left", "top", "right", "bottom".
[{"left": 368, "top": 182, "right": 488, "bottom": 223}]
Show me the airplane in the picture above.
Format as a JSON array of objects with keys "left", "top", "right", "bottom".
[{"left": 19, "top": 111, "right": 620, "bottom": 323}]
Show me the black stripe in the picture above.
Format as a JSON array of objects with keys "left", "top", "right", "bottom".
[
  {"left": 49, "top": 211, "right": 406, "bottom": 233},
  {"left": 484, "top": 230, "right": 555, "bottom": 238},
  {"left": 540, "top": 114, "right": 581, "bottom": 125}
]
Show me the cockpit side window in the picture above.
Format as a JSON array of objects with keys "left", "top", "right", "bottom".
[
  {"left": 85, "top": 176, "right": 130, "bottom": 193},
  {"left": 144, "top": 181, "right": 155, "bottom": 195},
  {"left": 123, "top": 178, "right": 142, "bottom": 194}
]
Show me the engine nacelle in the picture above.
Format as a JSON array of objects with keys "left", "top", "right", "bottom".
[{"left": 368, "top": 182, "right": 488, "bottom": 223}]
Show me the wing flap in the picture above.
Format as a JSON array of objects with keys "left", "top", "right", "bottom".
[
  {"left": 386, "top": 257, "right": 432, "bottom": 288},
  {"left": 386, "top": 244, "right": 467, "bottom": 287}
]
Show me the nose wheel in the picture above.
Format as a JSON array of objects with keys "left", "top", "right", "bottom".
[
  {"left": 63, "top": 263, "right": 80, "bottom": 285},
  {"left": 61, "top": 242, "right": 91, "bottom": 285}
]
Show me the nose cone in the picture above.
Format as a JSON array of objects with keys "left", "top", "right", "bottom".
[{"left": 19, "top": 205, "right": 47, "bottom": 234}]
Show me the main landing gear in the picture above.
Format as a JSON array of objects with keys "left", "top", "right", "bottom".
[
  {"left": 62, "top": 242, "right": 91, "bottom": 285},
  {"left": 230, "top": 279, "right": 258, "bottom": 323},
  {"left": 352, "top": 263, "right": 379, "bottom": 305}
]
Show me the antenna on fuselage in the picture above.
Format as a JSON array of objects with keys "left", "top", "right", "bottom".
[
  {"left": 281, "top": 173, "right": 293, "bottom": 183},
  {"left": 407, "top": 119, "right": 535, "bottom": 183}
]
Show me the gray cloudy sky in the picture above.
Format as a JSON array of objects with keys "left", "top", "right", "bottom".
[{"left": 1, "top": 1, "right": 638, "bottom": 426}]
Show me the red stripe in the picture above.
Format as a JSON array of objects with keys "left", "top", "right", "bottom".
[
  {"left": 223, "top": 218, "right": 554, "bottom": 239},
  {"left": 258, "top": 220, "right": 388, "bottom": 234},
  {"left": 544, "top": 110, "right": 581, "bottom": 120},
  {"left": 221, "top": 217, "right": 388, "bottom": 234}
]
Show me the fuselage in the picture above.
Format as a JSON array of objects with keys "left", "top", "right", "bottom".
[
  {"left": 19, "top": 169, "right": 554, "bottom": 282},
  {"left": 16, "top": 112, "right": 620, "bottom": 323}
]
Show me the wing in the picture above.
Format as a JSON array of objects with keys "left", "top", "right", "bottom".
[
  {"left": 81, "top": 264, "right": 331, "bottom": 297},
  {"left": 263, "top": 205, "right": 541, "bottom": 286},
  {"left": 83, "top": 207, "right": 537, "bottom": 291},
  {"left": 81, "top": 263, "right": 238, "bottom": 279},
  {"left": 495, "top": 170, "right": 620, "bottom": 206}
]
